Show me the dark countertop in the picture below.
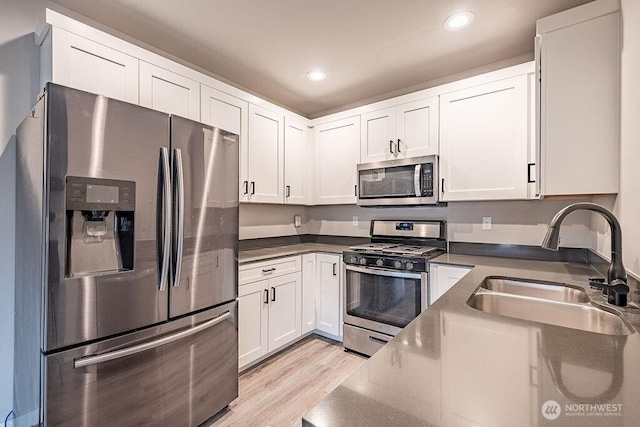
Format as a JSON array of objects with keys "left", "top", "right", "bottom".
[
  {"left": 303, "top": 255, "right": 640, "bottom": 426},
  {"left": 238, "top": 243, "right": 349, "bottom": 264}
]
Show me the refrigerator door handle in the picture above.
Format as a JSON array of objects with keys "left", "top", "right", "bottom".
[
  {"left": 172, "top": 148, "right": 185, "bottom": 287},
  {"left": 159, "top": 147, "right": 172, "bottom": 291},
  {"left": 73, "top": 311, "right": 231, "bottom": 368}
]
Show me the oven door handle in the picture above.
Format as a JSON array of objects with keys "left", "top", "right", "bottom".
[{"left": 346, "top": 264, "right": 422, "bottom": 280}]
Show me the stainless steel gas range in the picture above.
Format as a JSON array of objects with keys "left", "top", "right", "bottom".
[{"left": 343, "top": 219, "right": 446, "bottom": 356}]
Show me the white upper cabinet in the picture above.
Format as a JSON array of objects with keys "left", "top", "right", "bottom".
[
  {"left": 200, "top": 85, "right": 247, "bottom": 135},
  {"left": 246, "top": 104, "right": 284, "bottom": 203},
  {"left": 536, "top": 0, "right": 619, "bottom": 196},
  {"left": 200, "top": 85, "right": 248, "bottom": 201},
  {"left": 361, "top": 97, "right": 438, "bottom": 163},
  {"left": 439, "top": 75, "right": 529, "bottom": 201},
  {"left": 139, "top": 61, "right": 200, "bottom": 121},
  {"left": 284, "top": 118, "right": 310, "bottom": 205},
  {"left": 314, "top": 116, "right": 360, "bottom": 205},
  {"left": 45, "top": 28, "right": 139, "bottom": 104},
  {"left": 361, "top": 107, "right": 396, "bottom": 162}
]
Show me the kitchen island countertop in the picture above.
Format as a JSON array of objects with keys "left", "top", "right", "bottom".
[{"left": 303, "top": 254, "right": 640, "bottom": 426}]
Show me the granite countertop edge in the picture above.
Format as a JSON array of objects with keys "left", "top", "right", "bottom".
[{"left": 238, "top": 243, "right": 350, "bottom": 264}]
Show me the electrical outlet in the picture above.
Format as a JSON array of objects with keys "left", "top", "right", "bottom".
[
  {"left": 352, "top": 216, "right": 359, "bottom": 226},
  {"left": 482, "top": 216, "right": 492, "bottom": 230},
  {"left": 294, "top": 215, "right": 302, "bottom": 228}
]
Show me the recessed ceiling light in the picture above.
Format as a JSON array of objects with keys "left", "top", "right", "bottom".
[
  {"left": 307, "top": 70, "right": 327, "bottom": 81},
  {"left": 444, "top": 11, "right": 475, "bottom": 31}
]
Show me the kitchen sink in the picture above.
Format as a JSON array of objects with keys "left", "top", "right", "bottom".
[
  {"left": 467, "top": 277, "right": 633, "bottom": 336},
  {"left": 480, "top": 277, "right": 590, "bottom": 303}
]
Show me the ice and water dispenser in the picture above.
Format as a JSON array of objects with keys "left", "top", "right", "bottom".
[{"left": 65, "top": 176, "right": 135, "bottom": 277}]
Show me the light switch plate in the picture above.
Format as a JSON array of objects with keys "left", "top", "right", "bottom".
[
  {"left": 352, "top": 216, "right": 358, "bottom": 226},
  {"left": 294, "top": 215, "right": 302, "bottom": 228}
]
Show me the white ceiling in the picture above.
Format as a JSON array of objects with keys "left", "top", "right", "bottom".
[{"left": 50, "top": 0, "right": 592, "bottom": 117}]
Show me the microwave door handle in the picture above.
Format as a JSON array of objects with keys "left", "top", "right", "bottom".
[{"left": 414, "top": 164, "right": 422, "bottom": 197}]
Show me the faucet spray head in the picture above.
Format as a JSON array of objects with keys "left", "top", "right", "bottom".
[{"left": 542, "top": 227, "right": 560, "bottom": 251}]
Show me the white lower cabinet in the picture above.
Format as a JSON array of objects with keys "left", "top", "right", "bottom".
[
  {"left": 315, "top": 253, "right": 342, "bottom": 338},
  {"left": 238, "top": 256, "right": 302, "bottom": 370},
  {"left": 429, "top": 264, "right": 471, "bottom": 304},
  {"left": 301, "top": 253, "right": 317, "bottom": 334},
  {"left": 441, "top": 311, "right": 536, "bottom": 426}
]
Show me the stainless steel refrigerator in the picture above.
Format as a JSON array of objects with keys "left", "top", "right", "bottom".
[{"left": 14, "top": 83, "right": 239, "bottom": 426}]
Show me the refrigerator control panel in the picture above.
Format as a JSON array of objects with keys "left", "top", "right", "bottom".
[{"left": 66, "top": 176, "right": 135, "bottom": 211}]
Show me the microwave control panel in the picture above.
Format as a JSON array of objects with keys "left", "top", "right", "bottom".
[{"left": 422, "top": 164, "right": 434, "bottom": 197}]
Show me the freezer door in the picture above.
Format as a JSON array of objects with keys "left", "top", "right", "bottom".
[
  {"left": 45, "top": 84, "right": 170, "bottom": 351},
  {"left": 44, "top": 301, "right": 238, "bottom": 426},
  {"left": 170, "top": 116, "right": 239, "bottom": 317}
]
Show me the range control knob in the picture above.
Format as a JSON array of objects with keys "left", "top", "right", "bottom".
[
  {"left": 359, "top": 257, "right": 367, "bottom": 265},
  {"left": 394, "top": 260, "right": 402, "bottom": 269},
  {"left": 349, "top": 255, "right": 358, "bottom": 264},
  {"left": 376, "top": 258, "right": 384, "bottom": 267},
  {"left": 406, "top": 261, "right": 414, "bottom": 270}
]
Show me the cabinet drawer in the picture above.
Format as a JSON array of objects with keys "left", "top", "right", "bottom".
[{"left": 239, "top": 256, "right": 301, "bottom": 285}]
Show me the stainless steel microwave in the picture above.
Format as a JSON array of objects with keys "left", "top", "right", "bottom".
[{"left": 357, "top": 155, "right": 439, "bottom": 206}]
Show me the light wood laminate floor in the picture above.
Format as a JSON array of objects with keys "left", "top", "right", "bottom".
[{"left": 205, "top": 335, "right": 365, "bottom": 427}]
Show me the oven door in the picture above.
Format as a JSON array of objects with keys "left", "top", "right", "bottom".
[{"left": 344, "top": 265, "right": 427, "bottom": 336}]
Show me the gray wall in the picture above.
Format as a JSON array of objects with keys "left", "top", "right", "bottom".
[
  {"left": 0, "top": 0, "right": 45, "bottom": 417},
  {"left": 240, "top": 200, "right": 595, "bottom": 248}
]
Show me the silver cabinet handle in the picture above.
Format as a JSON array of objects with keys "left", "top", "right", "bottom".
[
  {"left": 242, "top": 181, "right": 248, "bottom": 195},
  {"left": 262, "top": 267, "right": 276, "bottom": 274},
  {"left": 74, "top": 311, "right": 231, "bottom": 368},
  {"left": 389, "top": 140, "right": 394, "bottom": 154},
  {"left": 158, "top": 147, "right": 171, "bottom": 292},
  {"left": 397, "top": 139, "right": 401, "bottom": 153},
  {"left": 414, "top": 164, "right": 422, "bottom": 197},
  {"left": 172, "top": 148, "right": 185, "bottom": 288}
]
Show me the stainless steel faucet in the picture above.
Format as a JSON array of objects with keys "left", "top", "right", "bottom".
[{"left": 542, "top": 202, "right": 629, "bottom": 307}]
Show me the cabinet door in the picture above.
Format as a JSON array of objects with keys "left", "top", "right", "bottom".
[
  {"left": 139, "top": 61, "right": 200, "bottom": 120},
  {"left": 200, "top": 85, "right": 249, "bottom": 201},
  {"left": 268, "top": 272, "right": 302, "bottom": 352},
  {"left": 314, "top": 117, "right": 360, "bottom": 205},
  {"left": 247, "top": 104, "right": 284, "bottom": 203},
  {"left": 396, "top": 97, "right": 439, "bottom": 157},
  {"left": 284, "top": 118, "right": 308, "bottom": 204},
  {"left": 301, "top": 253, "right": 316, "bottom": 334},
  {"left": 316, "top": 254, "right": 341, "bottom": 337},
  {"left": 238, "top": 280, "right": 269, "bottom": 369},
  {"left": 538, "top": 11, "right": 619, "bottom": 196},
  {"left": 51, "top": 28, "right": 139, "bottom": 103},
  {"left": 361, "top": 107, "right": 396, "bottom": 162},
  {"left": 429, "top": 264, "right": 471, "bottom": 304},
  {"left": 439, "top": 75, "right": 528, "bottom": 201},
  {"left": 441, "top": 311, "right": 534, "bottom": 426}
]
